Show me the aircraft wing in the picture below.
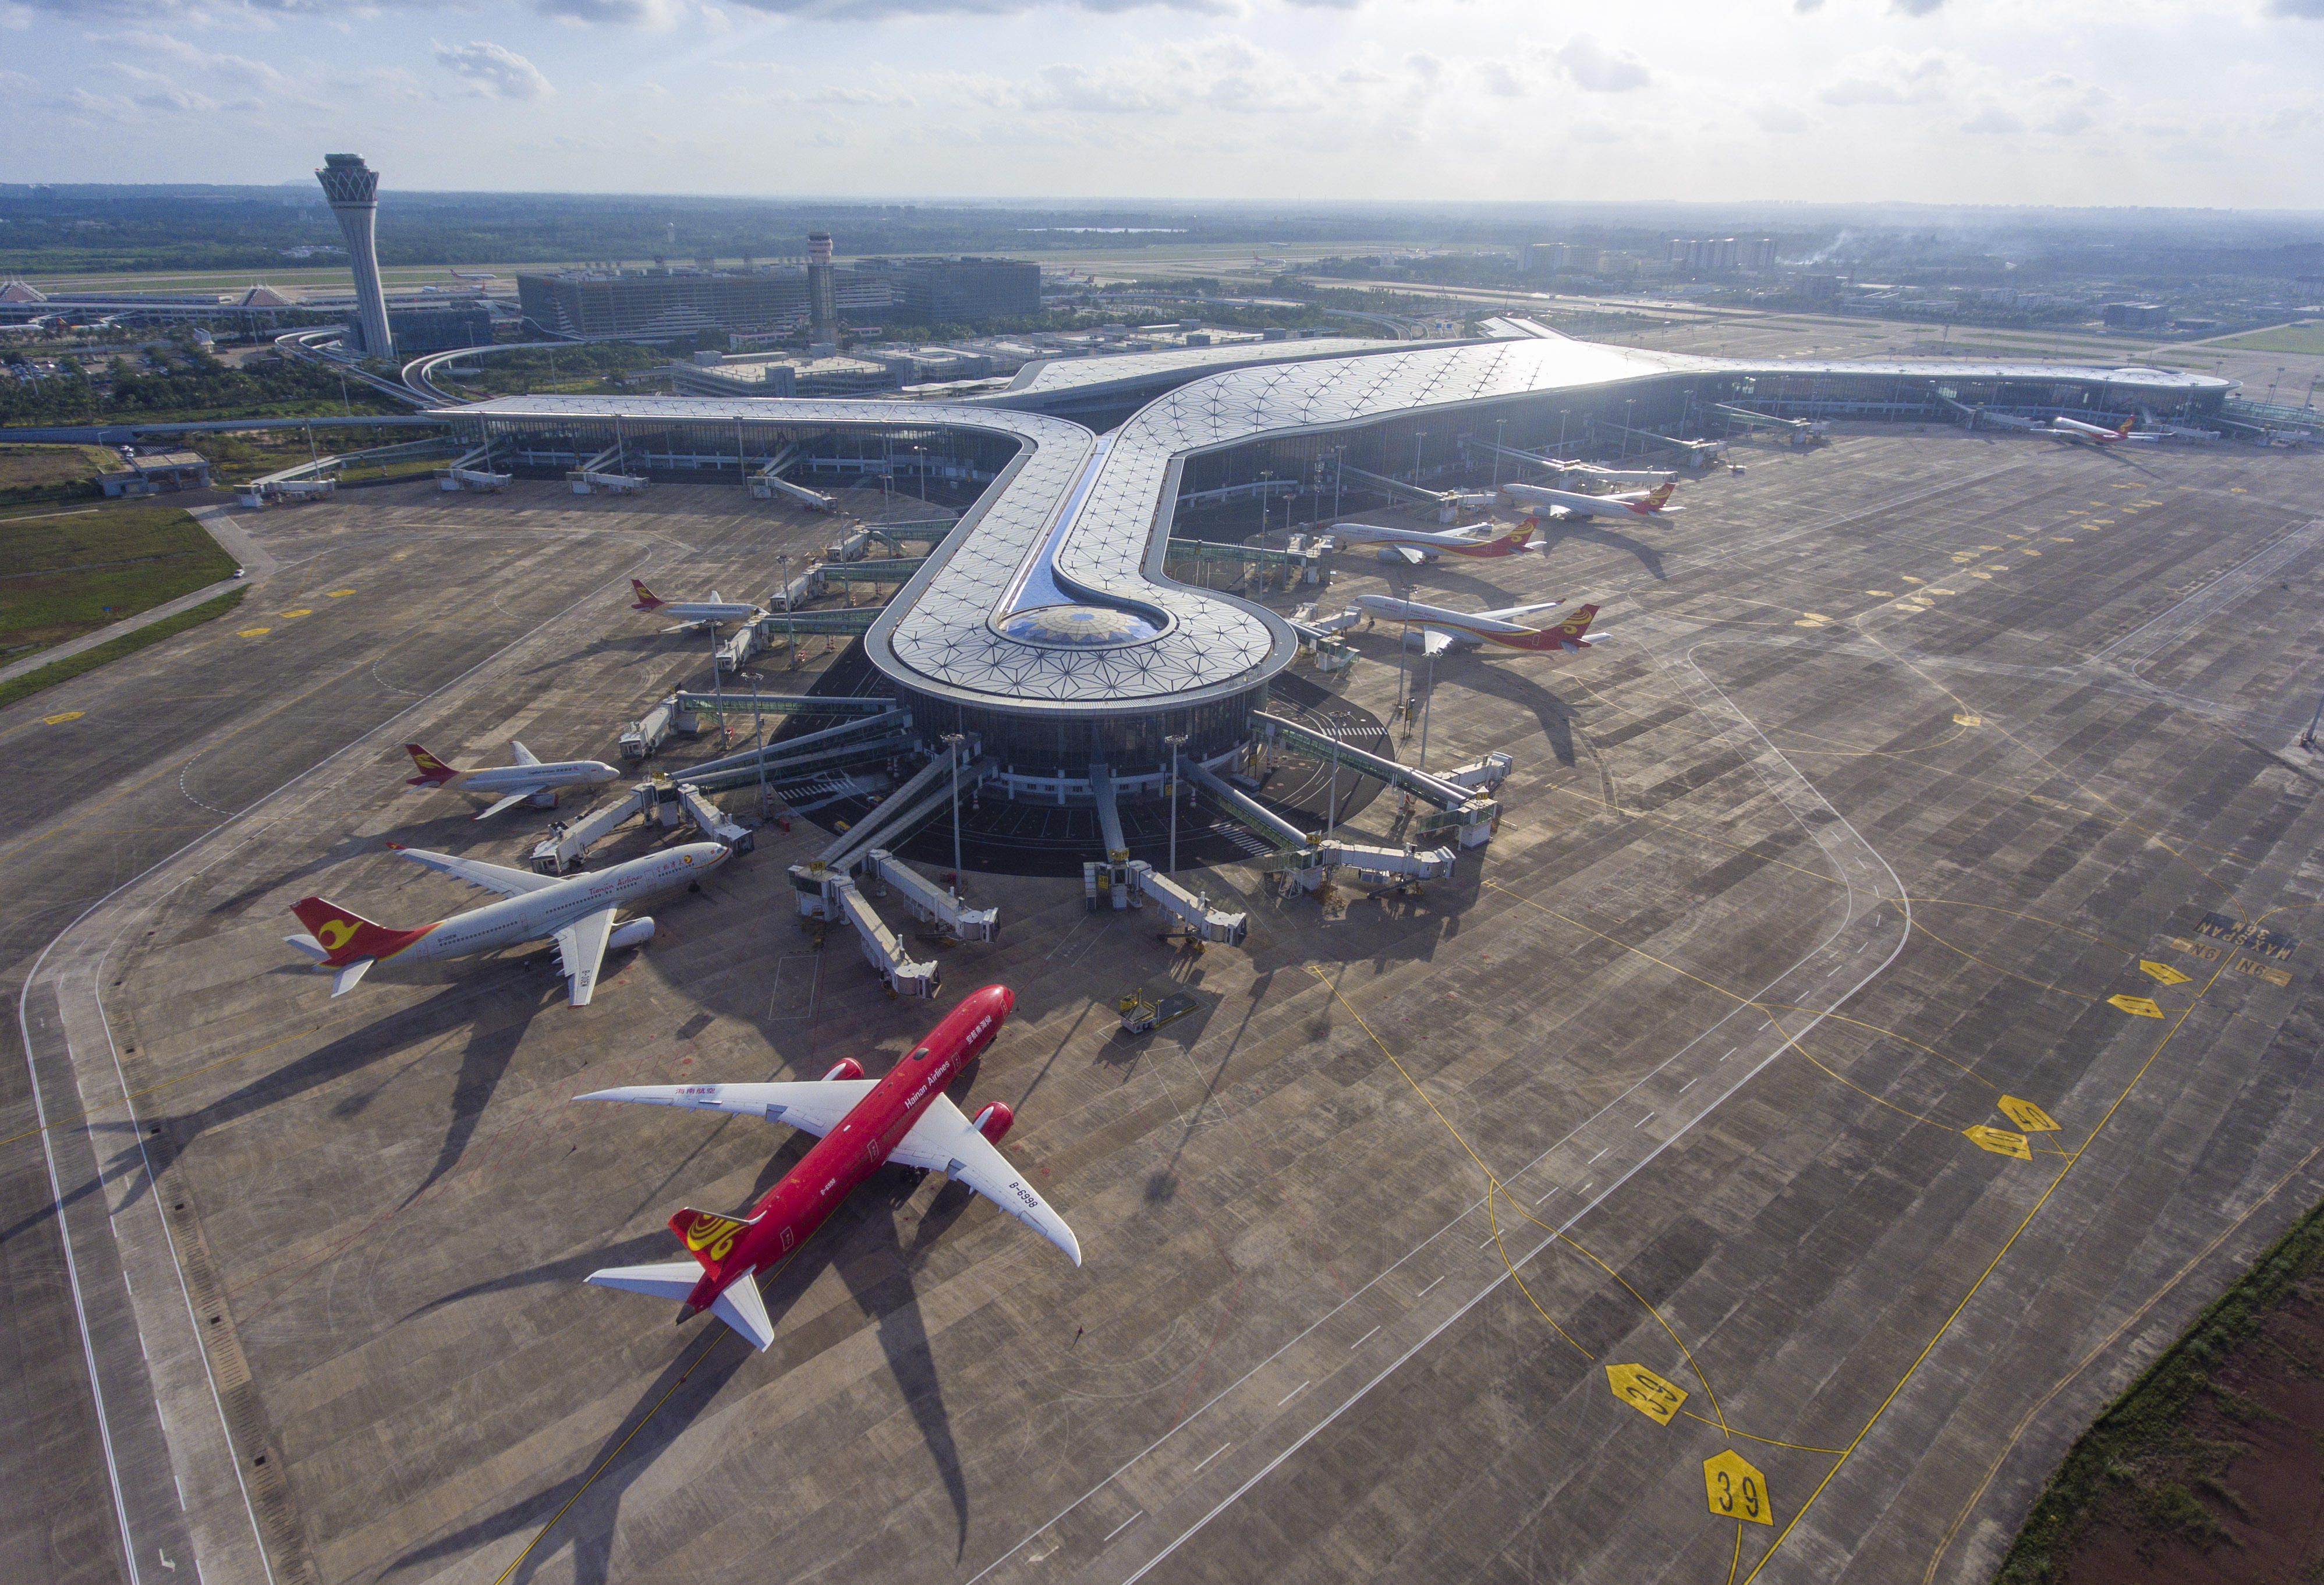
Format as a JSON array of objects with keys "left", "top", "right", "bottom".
[
  {"left": 472, "top": 788, "right": 550, "bottom": 820},
  {"left": 575, "top": 1079, "right": 878, "bottom": 1136},
  {"left": 1478, "top": 599, "right": 1565, "bottom": 622},
  {"left": 1419, "top": 627, "right": 1458, "bottom": 657},
  {"left": 890, "top": 1095, "right": 1082, "bottom": 1266},
  {"left": 1391, "top": 544, "right": 1427, "bottom": 565},
  {"left": 554, "top": 906, "right": 617, "bottom": 1007},
  {"left": 509, "top": 739, "right": 541, "bottom": 767},
  {"left": 390, "top": 843, "right": 560, "bottom": 896}
]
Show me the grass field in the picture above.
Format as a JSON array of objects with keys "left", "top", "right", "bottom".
[
  {"left": 2203, "top": 322, "right": 2324, "bottom": 356},
  {"left": 0, "top": 585, "right": 248, "bottom": 712},
  {"left": 1996, "top": 1193, "right": 2324, "bottom": 1583},
  {"left": 0, "top": 443, "right": 120, "bottom": 506},
  {"left": 0, "top": 500, "right": 236, "bottom": 665}
]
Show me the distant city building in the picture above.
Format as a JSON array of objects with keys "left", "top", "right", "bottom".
[
  {"left": 2103, "top": 302, "right": 2169, "bottom": 330},
  {"left": 1666, "top": 237, "right": 1774, "bottom": 272},
  {"left": 883, "top": 257, "right": 1041, "bottom": 325},
  {"left": 518, "top": 267, "right": 816, "bottom": 339},
  {"left": 314, "top": 154, "right": 394, "bottom": 360},
  {"left": 389, "top": 304, "right": 495, "bottom": 354}
]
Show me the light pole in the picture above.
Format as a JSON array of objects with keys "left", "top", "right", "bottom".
[
  {"left": 1623, "top": 398, "right": 1635, "bottom": 458},
  {"left": 1492, "top": 418, "right": 1505, "bottom": 489},
  {"left": 752, "top": 672, "right": 768, "bottom": 815},
  {"left": 1416, "top": 647, "right": 1437, "bottom": 771},
  {"left": 942, "top": 732, "right": 967, "bottom": 901},
  {"left": 1164, "top": 733, "right": 1187, "bottom": 875},
  {"left": 1333, "top": 448, "right": 1344, "bottom": 521},
  {"left": 1412, "top": 430, "right": 1426, "bottom": 484},
  {"left": 1324, "top": 712, "right": 1347, "bottom": 838},
  {"left": 1558, "top": 408, "right": 1570, "bottom": 456},
  {"left": 778, "top": 552, "right": 796, "bottom": 668}
]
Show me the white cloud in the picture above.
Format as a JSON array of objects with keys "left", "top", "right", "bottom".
[
  {"left": 2266, "top": 0, "right": 2324, "bottom": 15},
  {"left": 1961, "top": 105, "right": 2023, "bottom": 134},
  {"left": 1554, "top": 35, "right": 1649, "bottom": 93},
  {"left": 1476, "top": 61, "right": 1524, "bottom": 97},
  {"left": 2040, "top": 105, "right": 2093, "bottom": 135},
  {"left": 431, "top": 40, "right": 552, "bottom": 98},
  {"left": 1820, "top": 49, "right": 1952, "bottom": 107},
  {"left": 1755, "top": 103, "right": 1811, "bottom": 133},
  {"left": 1891, "top": 0, "right": 1945, "bottom": 14}
]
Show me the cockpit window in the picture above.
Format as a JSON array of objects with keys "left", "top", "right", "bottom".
[{"left": 911, "top": 1047, "right": 931, "bottom": 1062}]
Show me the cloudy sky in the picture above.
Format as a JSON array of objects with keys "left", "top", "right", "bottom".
[{"left": 4, "top": 0, "right": 2322, "bottom": 205}]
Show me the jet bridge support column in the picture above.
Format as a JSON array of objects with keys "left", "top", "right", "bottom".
[{"left": 1087, "top": 761, "right": 1136, "bottom": 910}]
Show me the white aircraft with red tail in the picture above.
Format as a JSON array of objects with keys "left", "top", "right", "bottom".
[{"left": 1354, "top": 594, "right": 1606, "bottom": 656}]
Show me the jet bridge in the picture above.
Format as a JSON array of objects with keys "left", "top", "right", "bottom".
[
  {"left": 1180, "top": 757, "right": 1310, "bottom": 853},
  {"left": 528, "top": 779, "right": 753, "bottom": 875},
  {"left": 1259, "top": 837, "right": 1456, "bottom": 894},
  {"left": 790, "top": 864, "right": 940, "bottom": 998},
  {"left": 663, "top": 709, "right": 914, "bottom": 797},
  {"left": 819, "top": 558, "right": 928, "bottom": 586},
  {"left": 1250, "top": 712, "right": 1500, "bottom": 847},
  {"left": 819, "top": 749, "right": 988, "bottom": 874},
  {"left": 863, "top": 849, "right": 998, "bottom": 941}
]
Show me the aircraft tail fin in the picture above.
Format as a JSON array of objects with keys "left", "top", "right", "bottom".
[
  {"left": 629, "top": 579, "right": 666, "bottom": 612},
  {"left": 288, "top": 896, "right": 434, "bottom": 969},
  {"left": 2115, "top": 416, "right": 2135, "bottom": 437},
  {"left": 1641, "top": 483, "right": 1675, "bottom": 510},
  {"left": 1497, "top": 603, "right": 1602, "bottom": 653},
  {"left": 668, "top": 1207, "right": 758, "bottom": 1279},
  {"left": 404, "top": 744, "right": 462, "bottom": 786}
]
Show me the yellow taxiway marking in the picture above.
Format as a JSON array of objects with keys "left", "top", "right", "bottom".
[
  {"left": 1607, "top": 1363, "right": 1687, "bottom": 1425},
  {"left": 1975, "top": 544, "right": 2000, "bottom": 551},
  {"left": 1865, "top": 589, "right": 1893, "bottom": 597},
  {"left": 2108, "top": 994, "right": 2164, "bottom": 1017},
  {"left": 1705, "top": 1451, "right": 1774, "bottom": 1526},
  {"left": 1952, "top": 714, "right": 1981, "bottom": 726},
  {"left": 1997, "top": 1097, "right": 2059, "bottom": 1133},
  {"left": 1968, "top": 572, "right": 1993, "bottom": 580},
  {"left": 327, "top": 588, "right": 355, "bottom": 597},
  {"left": 2020, "top": 549, "right": 2042, "bottom": 557},
  {"left": 1964, "top": 1125, "right": 2031, "bottom": 1160},
  {"left": 1926, "top": 587, "right": 1956, "bottom": 595},
  {"left": 2139, "top": 959, "right": 2192, "bottom": 985},
  {"left": 1950, "top": 552, "right": 1978, "bottom": 562},
  {"left": 277, "top": 608, "right": 312, "bottom": 619},
  {"left": 1901, "top": 576, "right": 1926, "bottom": 584},
  {"left": 236, "top": 627, "right": 271, "bottom": 637},
  {"left": 2050, "top": 536, "right": 2077, "bottom": 542},
  {"left": 41, "top": 711, "right": 84, "bottom": 725}
]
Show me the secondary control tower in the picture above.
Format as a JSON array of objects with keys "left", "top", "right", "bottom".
[{"left": 315, "top": 153, "right": 394, "bottom": 361}]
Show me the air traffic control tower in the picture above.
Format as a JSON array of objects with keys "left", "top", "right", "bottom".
[{"left": 315, "top": 153, "right": 394, "bottom": 361}]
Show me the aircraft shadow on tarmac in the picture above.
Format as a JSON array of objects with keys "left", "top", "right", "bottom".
[
  {"left": 40, "top": 978, "right": 564, "bottom": 1237},
  {"left": 1519, "top": 517, "right": 1666, "bottom": 581}
]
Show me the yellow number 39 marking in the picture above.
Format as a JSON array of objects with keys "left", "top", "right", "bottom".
[
  {"left": 1704, "top": 1450, "right": 1773, "bottom": 1526},
  {"left": 1606, "top": 1362, "right": 1687, "bottom": 1425}
]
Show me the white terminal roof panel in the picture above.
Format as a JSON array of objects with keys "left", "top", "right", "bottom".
[{"left": 442, "top": 342, "right": 2231, "bottom": 718}]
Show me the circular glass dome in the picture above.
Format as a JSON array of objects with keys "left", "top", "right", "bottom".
[{"left": 999, "top": 603, "right": 1163, "bottom": 648}]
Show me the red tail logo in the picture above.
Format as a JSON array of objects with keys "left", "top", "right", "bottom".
[
  {"left": 2114, "top": 417, "right": 2134, "bottom": 437},
  {"left": 1638, "top": 484, "right": 1675, "bottom": 510},
  {"left": 404, "top": 744, "right": 459, "bottom": 786},
  {"left": 1497, "top": 603, "right": 1600, "bottom": 652},
  {"left": 629, "top": 579, "right": 665, "bottom": 611},
  {"left": 669, "top": 1207, "right": 754, "bottom": 1277},
  {"left": 289, "top": 897, "right": 435, "bottom": 966}
]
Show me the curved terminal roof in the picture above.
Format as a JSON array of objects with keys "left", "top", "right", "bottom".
[{"left": 444, "top": 342, "right": 2233, "bottom": 721}]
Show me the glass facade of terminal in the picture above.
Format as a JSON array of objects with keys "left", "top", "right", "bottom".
[{"left": 893, "top": 681, "right": 1269, "bottom": 779}]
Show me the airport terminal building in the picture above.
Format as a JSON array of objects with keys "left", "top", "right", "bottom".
[{"left": 440, "top": 333, "right": 2231, "bottom": 800}]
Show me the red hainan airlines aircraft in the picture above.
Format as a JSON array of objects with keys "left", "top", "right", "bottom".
[
  {"left": 1354, "top": 594, "right": 1605, "bottom": 656},
  {"left": 578, "top": 984, "right": 1078, "bottom": 1349},
  {"left": 1325, "top": 519, "right": 1540, "bottom": 565},
  {"left": 2047, "top": 414, "right": 2144, "bottom": 445},
  {"left": 1503, "top": 480, "right": 1682, "bottom": 522}
]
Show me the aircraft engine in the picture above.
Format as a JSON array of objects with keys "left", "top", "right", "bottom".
[
  {"left": 529, "top": 789, "right": 561, "bottom": 809},
  {"left": 822, "top": 1057, "right": 865, "bottom": 1082},
  {"left": 972, "top": 1101, "right": 1014, "bottom": 1145},
  {"left": 608, "top": 917, "right": 655, "bottom": 949}
]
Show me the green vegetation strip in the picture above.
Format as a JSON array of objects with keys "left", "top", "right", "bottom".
[
  {"left": 0, "top": 586, "right": 248, "bottom": 712},
  {"left": 1994, "top": 1192, "right": 2324, "bottom": 1582}
]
